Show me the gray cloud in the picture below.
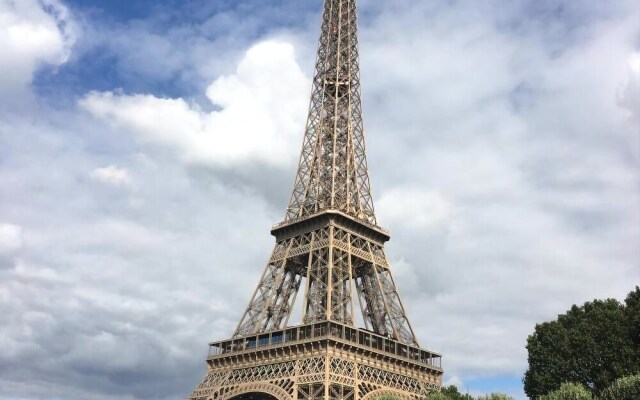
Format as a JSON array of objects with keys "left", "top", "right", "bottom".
[{"left": 360, "top": 0, "right": 639, "bottom": 388}]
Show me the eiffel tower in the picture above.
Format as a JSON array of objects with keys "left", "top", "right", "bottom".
[{"left": 188, "top": 1, "right": 443, "bottom": 399}]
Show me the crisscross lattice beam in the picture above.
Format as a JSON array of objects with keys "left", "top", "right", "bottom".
[{"left": 286, "top": 0, "right": 375, "bottom": 225}]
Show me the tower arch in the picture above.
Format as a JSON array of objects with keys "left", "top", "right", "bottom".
[{"left": 219, "top": 383, "right": 292, "bottom": 400}]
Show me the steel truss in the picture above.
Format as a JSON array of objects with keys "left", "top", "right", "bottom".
[
  {"left": 234, "top": 213, "right": 418, "bottom": 347},
  {"left": 286, "top": 0, "right": 374, "bottom": 225},
  {"left": 189, "top": 0, "right": 443, "bottom": 399},
  {"left": 189, "top": 322, "right": 442, "bottom": 400}
]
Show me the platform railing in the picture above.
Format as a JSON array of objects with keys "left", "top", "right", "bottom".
[
  {"left": 271, "top": 209, "right": 390, "bottom": 236},
  {"left": 208, "top": 321, "right": 442, "bottom": 369}
]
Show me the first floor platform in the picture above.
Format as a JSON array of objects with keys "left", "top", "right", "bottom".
[{"left": 189, "top": 322, "right": 443, "bottom": 400}]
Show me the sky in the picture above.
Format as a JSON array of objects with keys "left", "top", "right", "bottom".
[{"left": 0, "top": 0, "right": 639, "bottom": 399}]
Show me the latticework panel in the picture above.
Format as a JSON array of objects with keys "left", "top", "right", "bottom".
[
  {"left": 359, "top": 389, "right": 414, "bottom": 400},
  {"left": 234, "top": 236, "right": 306, "bottom": 338},
  {"left": 330, "top": 357, "right": 356, "bottom": 377},
  {"left": 189, "top": 371, "right": 228, "bottom": 399},
  {"left": 298, "top": 383, "right": 325, "bottom": 400},
  {"left": 357, "top": 365, "right": 429, "bottom": 397},
  {"left": 329, "top": 357, "right": 356, "bottom": 387},
  {"left": 189, "top": 363, "right": 296, "bottom": 400},
  {"left": 330, "top": 384, "right": 356, "bottom": 400},
  {"left": 286, "top": 0, "right": 375, "bottom": 225},
  {"left": 298, "top": 357, "right": 326, "bottom": 376},
  {"left": 189, "top": 351, "right": 440, "bottom": 400},
  {"left": 225, "top": 362, "right": 295, "bottom": 384},
  {"left": 233, "top": 222, "right": 418, "bottom": 346},
  {"left": 219, "top": 383, "right": 294, "bottom": 400}
]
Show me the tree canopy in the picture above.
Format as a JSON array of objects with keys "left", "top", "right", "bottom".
[
  {"left": 440, "top": 385, "right": 473, "bottom": 400},
  {"left": 599, "top": 374, "right": 640, "bottom": 400},
  {"left": 475, "top": 394, "right": 515, "bottom": 400},
  {"left": 537, "top": 382, "right": 592, "bottom": 400},
  {"left": 523, "top": 286, "right": 640, "bottom": 398},
  {"left": 425, "top": 386, "right": 512, "bottom": 400},
  {"left": 426, "top": 392, "right": 451, "bottom": 400}
]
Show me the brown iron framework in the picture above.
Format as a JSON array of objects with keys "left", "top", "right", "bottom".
[
  {"left": 189, "top": 0, "right": 443, "bottom": 399},
  {"left": 190, "top": 322, "right": 441, "bottom": 400}
]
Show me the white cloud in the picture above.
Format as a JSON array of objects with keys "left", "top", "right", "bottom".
[
  {"left": 445, "top": 375, "right": 464, "bottom": 388},
  {"left": 0, "top": 223, "right": 22, "bottom": 255},
  {"left": 91, "top": 165, "right": 133, "bottom": 187},
  {"left": 80, "top": 40, "right": 309, "bottom": 167},
  {"left": 618, "top": 51, "right": 640, "bottom": 122},
  {"left": 360, "top": 0, "right": 639, "bottom": 391},
  {"left": 0, "top": 0, "right": 76, "bottom": 102},
  {"left": 378, "top": 187, "right": 453, "bottom": 230}
]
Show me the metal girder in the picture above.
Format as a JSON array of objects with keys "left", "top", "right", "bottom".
[
  {"left": 228, "top": 0, "right": 419, "bottom": 350},
  {"left": 233, "top": 223, "right": 418, "bottom": 346},
  {"left": 286, "top": 0, "right": 375, "bottom": 225},
  {"left": 191, "top": 1, "right": 442, "bottom": 399}
]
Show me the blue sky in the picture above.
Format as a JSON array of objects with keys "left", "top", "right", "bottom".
[
  {"left": 33, "top": 0, "right": 319, "bottom": 100},
  {"left": 0, "top": 1, "right": 639, "bottom": 399}
]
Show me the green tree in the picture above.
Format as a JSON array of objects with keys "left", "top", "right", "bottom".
[
  {"left": 599, "top": 374, "right": 640, "bottom": 400},
  {"left": 624, "top": 287, "right": 640, "bottom": 350},
  {"left": 427, "top": 392, "right": 451, "bottom": 400},
  {"left": 440, "top": 385, "right": 473, "bottom": 400},
  {"left": 537, "top": 382, "right": 591, "bottom": 400},
  {"left": 523, "top": 288, "right": 640, "bottom": 398},
  {"left": 475, "top": 394, "right": 514, "bottom": 400},
  {"left": 377, "top": 396, "right": 405, "bottom": 400}
]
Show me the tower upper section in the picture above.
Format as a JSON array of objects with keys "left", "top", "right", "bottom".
[{"left": 285, "top": 0, "right": 376, "bottom": 226}]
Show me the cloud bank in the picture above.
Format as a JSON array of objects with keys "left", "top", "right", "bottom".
[{"left": 80, "top": 40, "right": 309, "bottom": 167}]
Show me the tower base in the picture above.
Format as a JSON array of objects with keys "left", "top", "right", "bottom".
[{"left": 189, "top": 322, "right": 442, "bottom": 400}]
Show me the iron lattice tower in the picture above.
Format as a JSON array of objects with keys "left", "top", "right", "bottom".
[{"left": 189, "top": 1, "right": 443, "bottom": 400}]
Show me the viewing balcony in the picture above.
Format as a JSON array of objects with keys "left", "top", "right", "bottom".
[{"left": 208, "top": 321, "right": 442, "bottom": 370}]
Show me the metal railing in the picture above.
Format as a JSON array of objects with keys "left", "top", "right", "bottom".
[
  {"left": 208, "top": 321, "right": 441, "bottom": 369},
  {"left": 271, "top": 210, "right": 390, "bottom": 236}
]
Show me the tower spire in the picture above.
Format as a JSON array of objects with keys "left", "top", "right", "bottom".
[{"left": 286, "top": 0, "right": 375, "bottom": 225}]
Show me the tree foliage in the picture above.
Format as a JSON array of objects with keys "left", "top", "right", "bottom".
[
  {"left": 537, "top": 382, "right": 592, "bottom": 400},
  {"left": 424, "top": 386, "right": 512, "bottom": 400},
  {"left": 427, "top": 392, "right": 451, "bottom": 400},
  {"left": 475, "top": 394, "right": 515, "bottom": 400},
  {"left": 599, "top": 374, "right": 640, "bottom": 400},
  {"left": 523, "top": 287, "right": 640, "bottom": 398},
  {"left": 624, "top": 287, "right": 640, "bottom": 350},
  {"left": 440, "top": 385, "right": 473, "bottom": 400}
]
